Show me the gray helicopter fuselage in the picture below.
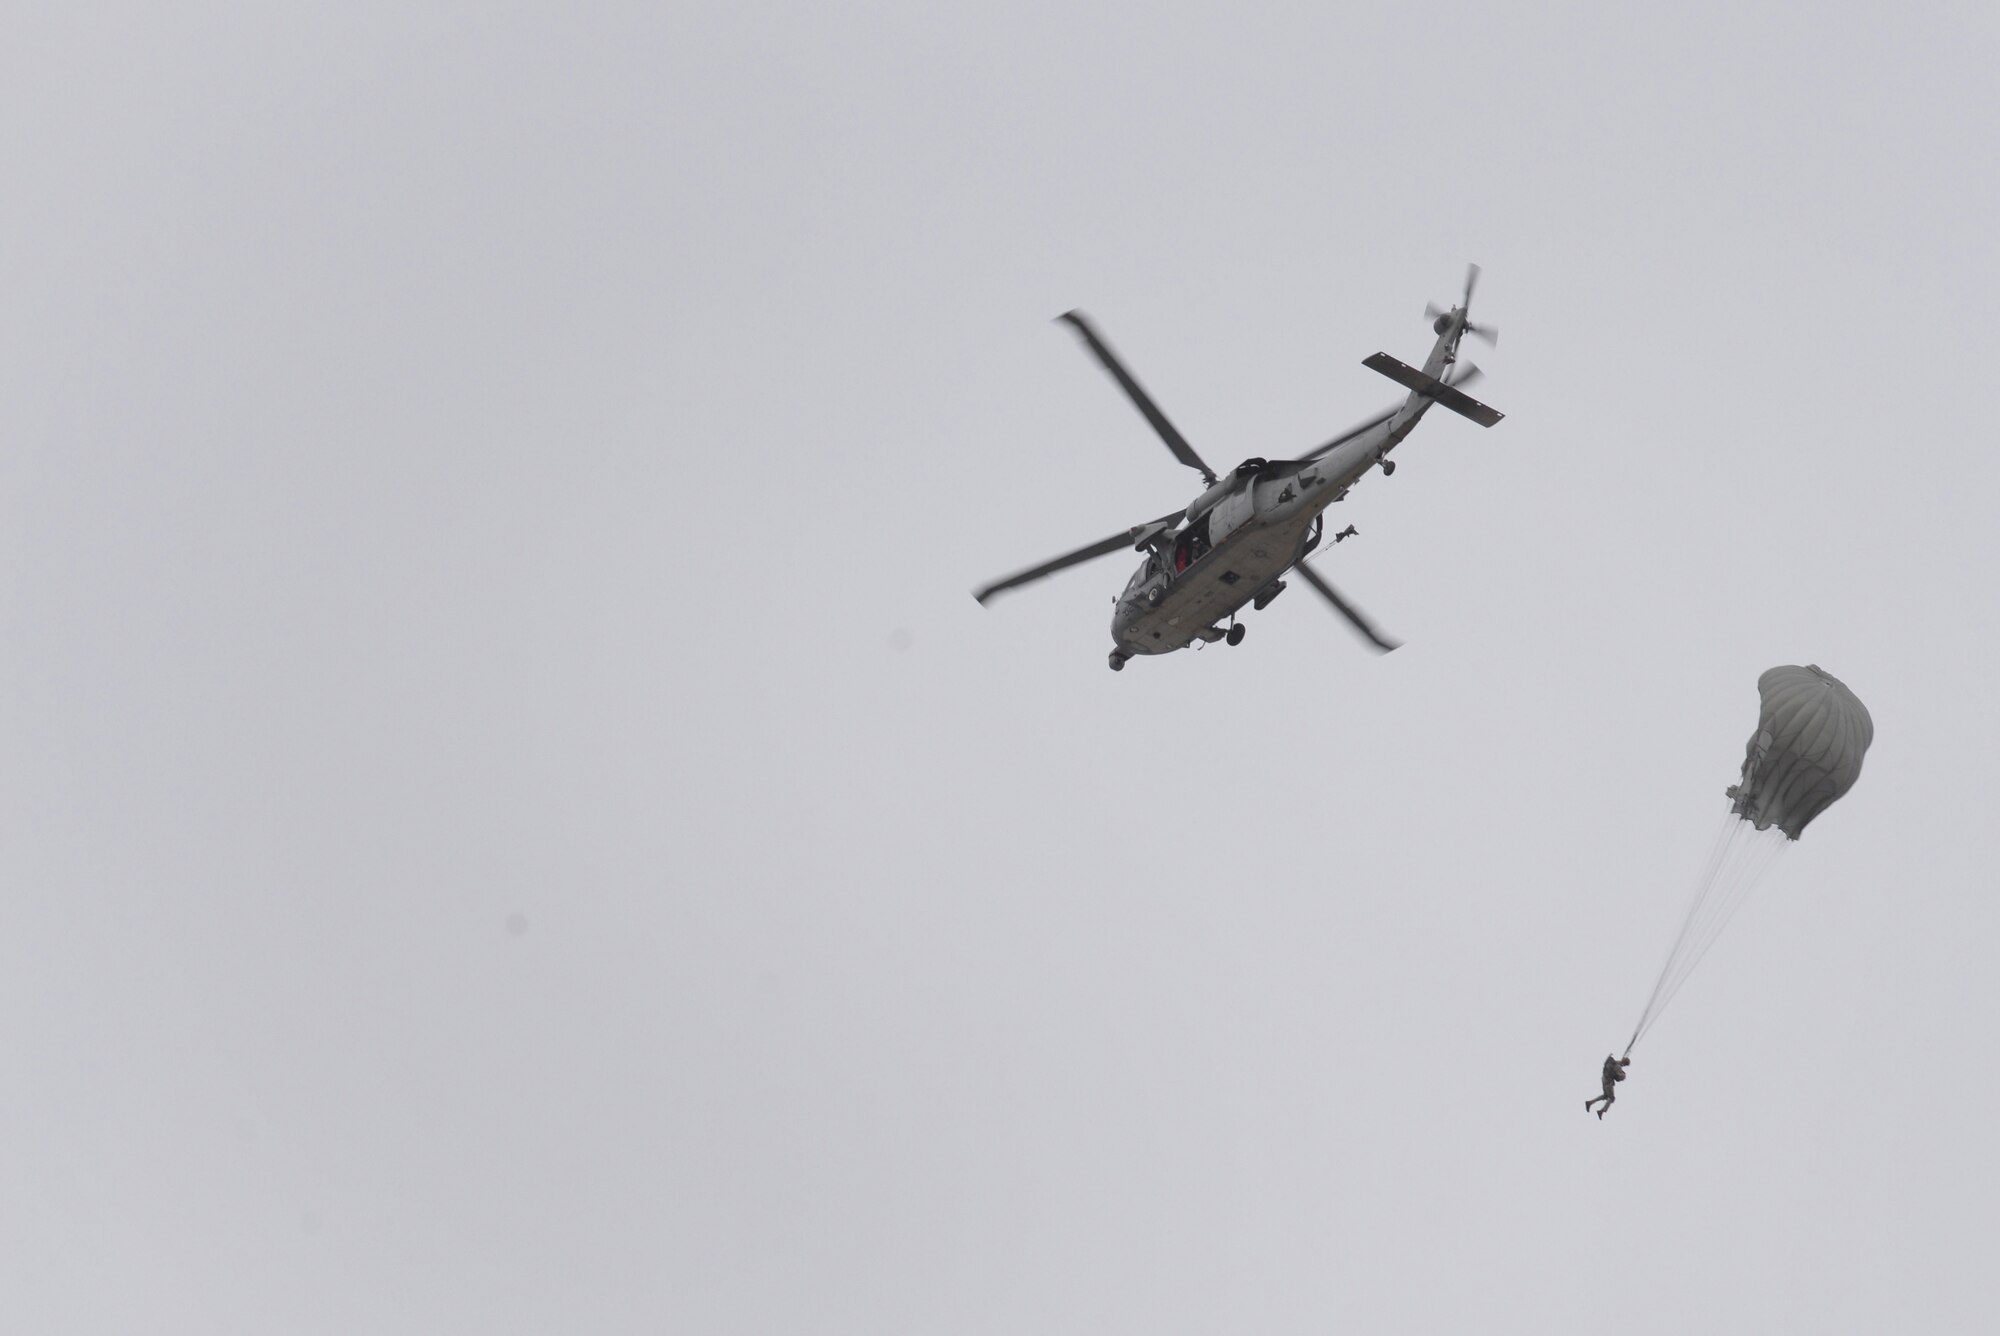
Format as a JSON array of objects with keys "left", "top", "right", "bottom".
[
  {"left": 1114, "top": 428, "right": 1376, "bottom": 654},
  {"left": 971, "top": 276, "right": 1498, "bottom": 663},
  {"left": 1112, "top": 370, "right": 1440, "bottom": 655}
]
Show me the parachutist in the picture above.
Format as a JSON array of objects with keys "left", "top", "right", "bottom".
[{"left": 1584, "top": 1054, "right": 1630, "bottom": 1119}]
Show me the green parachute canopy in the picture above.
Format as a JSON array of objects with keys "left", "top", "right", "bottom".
[{"left": 1726, "top": 664, "right": 1875, "bottom": 840}]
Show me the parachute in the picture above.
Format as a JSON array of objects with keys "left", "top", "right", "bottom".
[
  {"left": 1624, "top": 665, "right": 1873, "bottom": 1054},
  {"left": 1726, "top": 665, "right": 1874, "bottom": 839}
]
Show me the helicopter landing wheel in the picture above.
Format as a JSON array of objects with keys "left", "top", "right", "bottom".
[
  {"left": 1108, "top": 652, "right": 1127, "bottom": 672},
  {"left": 1226, "top": 623, "right": 1246, "bottom": 647},
  {"left": 1380, "top": 459, "right": 1397, "bottom": 476}
]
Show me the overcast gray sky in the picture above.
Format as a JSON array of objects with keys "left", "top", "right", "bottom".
[{"left": 5, "top": 2, "right": 1998, "bottom": 1332}]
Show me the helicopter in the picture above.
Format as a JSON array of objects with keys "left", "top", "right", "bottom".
[{"left": 974, "top": 266, "right": 1505, "bottom": 671}]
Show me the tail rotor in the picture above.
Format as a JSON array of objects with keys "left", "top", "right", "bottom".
[{"left": 1426, "top": 263, "right": 1498, "bottom": 346}]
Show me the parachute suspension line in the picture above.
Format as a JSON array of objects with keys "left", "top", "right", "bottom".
[
  {"left": 1624, "top": 809, "right": 1743, "bottom": 1056},
  {"left": 1635, "top": 825, "right": 1784, "bottom": 1049},
  {"left": 1660, "top": 831, "right": 1787, "bottom": 1021},
  {"left": 1624, "top": 812, "right": 1790, "bottom": 1055}
]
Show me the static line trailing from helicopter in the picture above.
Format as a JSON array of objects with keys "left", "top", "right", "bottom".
[{"left": 974, "top": 266, "right": 1504, "bottom": 670}]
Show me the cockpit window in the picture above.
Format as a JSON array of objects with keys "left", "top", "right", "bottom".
[{"left": 1124, "top": 554, "right": 1165, "bottom": 594}]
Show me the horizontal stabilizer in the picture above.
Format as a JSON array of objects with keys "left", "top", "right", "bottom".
[{"left": 1363, "top": 352, "right": 1504, "bottom": 427}]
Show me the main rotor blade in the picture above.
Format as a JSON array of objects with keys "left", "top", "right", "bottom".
[
  {"left": 1058, "top": 311, "right": 1217, "bottom": 485},
  {"left": 1299, "top": 404, "right": 1398, "bottom": 460},
  {"left": 974, "top": 509, "right": 1186, "bottom": 605},
  {"left": 1293, "top": 559, "right": 1399, "bottom": 653},
  {"left": 1294, "top": 365, "right": 1482, "bottom": 461}
]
